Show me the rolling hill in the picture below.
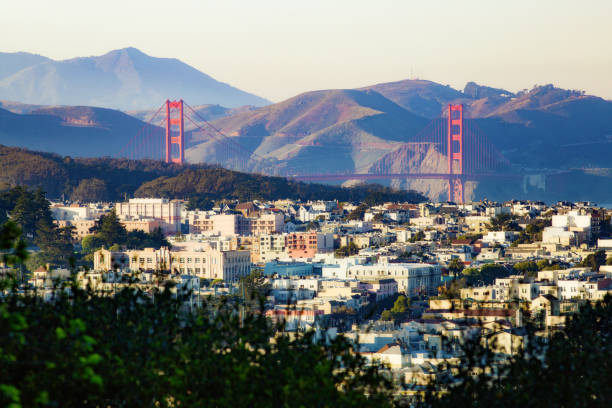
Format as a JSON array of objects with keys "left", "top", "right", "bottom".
[
  {"left": 0, "top": 105, "right": 156, "bottom": 157},
  {"left": 186, "top": 88, "right": 429, "bottom": 175},
  {"left": 2, "top": 65, "right": 612, "bottom": 202},
  {"left": 0, "top": 145, "right": 426, "bottom": 204},
  {"left": 0, "top": 47, "right": 270, "bottom": 110}
]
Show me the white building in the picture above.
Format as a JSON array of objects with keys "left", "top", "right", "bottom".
[
  {"left": 346, "top": 263, "right": 441, "bottom": 296},
  {"left": 93, "top": 245, "right": 250, "bottom": 283},
  {"left": 482, "top": 231, "right": 517, "bottom": 245}
]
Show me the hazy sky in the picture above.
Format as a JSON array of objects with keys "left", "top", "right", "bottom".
[{"left": 2, "top": 0, "right": 612, "bottom": 102}]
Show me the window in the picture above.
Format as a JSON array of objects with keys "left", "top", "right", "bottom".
[
  {"left": 195, "top": 258, "right": 200, "bottom": 263},
  {"left": 187, "top": 258, "right": 192, "bottom": 263},
  {"left": 180, "top": 258, "right": 185, "bottom": 263}
]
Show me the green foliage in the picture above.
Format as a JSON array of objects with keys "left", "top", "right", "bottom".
[
  {"left": 335, "top": 242, "right": 359, "bottom": 258},
  {"left": 240, "top": 269, "right": 270, "bottom": 310},
  {"left": 581, "top": 250, "right": 607, "bottom": 272},
  {"left": 346, "top": 203, "right": 368, "bottom": 221},
  {"left": 70, "top": 178, "right": 108, "bottom": 202},
  {"left": 391, "top": 295, "right": 410, "bottom": 314},
  {"left": 462, "top": 264, "right": 510, "bottom": 286},
  {"left": 6, "top": 187, "right": 52, "bottom": 238},
  {"left": 0, "top": 285, "right": 394, "bottom": 407},
  {"left": 1, "top": 187, "right": 74, "bottom": 268},
  {"left": 90, "top": 210, "right": 126, "bottom": 248},
  {"left": 409, "top": 231, "right": 425, "bottom": 243},
  {"left": 186, "top": 195, "right": 214, "bottom": 211},
  {"left": 439, "top": 278, "right": 466, "bottom": 299},
  {"left": 0, "top": 145, "right": 427, "bottom": 204},
  {"left": 34, "top": 218, "right": 74, "bottom": 266},
  {"left": 136, "top": 168, "right": 426, "bottom": 204},
  {"left": 513, "top": 260, "right": 538, "bottom": 276},
  {"left": 0, "top": 221, "right": 28, "bottom": 267},
  {"left": 512, "top": 218, "right": 551, "bottom": 246},
  {"left": 486, "top": 213, "right": 520, "bottom": 232},
  {"left": 85, "top": 211, "right": 169, "bottom": 253},
  {"left": 447, "top": 258, "right": 465, "bottom": 276},
  {"left": 372, "top": 212, "right": 385, "bottom": 222},
  {"left": 380, "top": 310, "right": 393, "bottom": 321}
]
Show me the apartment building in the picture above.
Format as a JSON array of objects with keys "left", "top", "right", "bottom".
[
  {"left": 93, "top": 245, "right": 250, "bottom": 282},
  {"left": 187, "top": 212, "right": 284, "bottom": 236},
  {"left": 115, "top": 198, "right": 182, "bottom": 234},
  {"left": 56, "top": 219, "right": 97, "bottom": 240},
  {"left": 346, "top": 263, "right": 442, "bottom": 296},
  {"left": 253, "top": 234, "right": 288, "bottom": 262}
]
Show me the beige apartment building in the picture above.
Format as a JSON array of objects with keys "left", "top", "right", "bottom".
[
  {"left": 187, "top": 212, "right": 284, "bottom": 236},
  {"left": 57, "top": 218, "right": 162, "bottom": 240},
  {"left": 252, "top": 234, "right": 288, "bottom": 263},
  {"left": 115, "top": 198, "right": 182, "bottom": 233},
  {"left": 56, "top": 219, "right": 97, "bottom": 240},
  {"left": 93, "top": 245, "right": 250, "bottom": 282}
]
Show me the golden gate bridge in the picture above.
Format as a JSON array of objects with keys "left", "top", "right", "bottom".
[{"left": 118, "top": 100, "right": 516, "bottom": 204}]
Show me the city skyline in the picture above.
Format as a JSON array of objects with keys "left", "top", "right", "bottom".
[{"left": 2, "top": 0, "right": 612, "bottom": 102}]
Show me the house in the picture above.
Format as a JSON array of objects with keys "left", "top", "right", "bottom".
[{"left": 530, "top": 294, "right": 560, "bottom": 317}]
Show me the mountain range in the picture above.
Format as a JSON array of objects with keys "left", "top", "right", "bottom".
[
  {"left": 1, "top": 47, "right": 612, "bottom": 202},
  {"left": 0, "top": 48, "right": 270, "bottom": 110}
]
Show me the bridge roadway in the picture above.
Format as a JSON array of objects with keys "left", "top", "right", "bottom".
[{"left": 289, "top": 172, "right": 523, "bottom": 182}]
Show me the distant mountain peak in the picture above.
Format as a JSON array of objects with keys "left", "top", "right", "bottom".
[{"left": 0, "top": 48, "right": 271, "bottom": 110}]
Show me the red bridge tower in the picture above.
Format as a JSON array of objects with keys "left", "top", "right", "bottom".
[
  {"left": 165, "top": 99, "right": 185, "bottom": 164},
  {"left": 447, "top": 104, "right": 464, "bottom": 203}
]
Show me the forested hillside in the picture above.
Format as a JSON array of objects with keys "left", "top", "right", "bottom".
[{"left": 0, "top": 145, "right": 426, "bottom": 203}]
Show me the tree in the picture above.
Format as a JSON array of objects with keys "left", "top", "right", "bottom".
[
  {"left": 513, "top": 261, "right": 538, "bottom": 276},
  {"left": 0, "top": 285, "right": 394, "bottom": 407},
  {"left": 391, "top": 295, "right": 410, "bottom": 314},
  {"left": 33, "top": 218, "right": 74, "bottom": 267},
  {"left": 372, "top": 212, "right": 385, "bottom": 223},
  {"left": 0, "top": 220, "right": 28, "bottom": 267},
  {"left": 10, "top": 188, "right": 40, "bottom": 237},
  {"left": 380, "top": 310, "right": 394, "bottom": 321},
  {"left": 335, "top": 242, "right": 359, "bottom": 258},
  {"left": 581, "top": 250, "right": 607, "bottom": 272},
  {"left": 70, "top": 178, "right": 108, "bottom": 202},
  {"left": 409, "top": 231, "right": 425, "bottom": 243},
  {"left": 240, "top": 269, "right": 270, "bottom": 308},
  {"left": 486, "top": 213, "right": 520, "bottom": 232},
  {"left": 440, "top": 278, "right": 466, "bottom": 299},
  {"left": 346, "top": 204, "right": 368, "bottom": 221},
  {"left": 448, "top": 258, "right": 465, "bottom": 277},
  {"left": 91, "top": 210, "right": 127, "bottom": 248}
]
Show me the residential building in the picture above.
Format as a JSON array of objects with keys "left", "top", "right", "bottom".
[
  {"left": 93, "top": 245, "right": 250, "bottom": 282},
  {"left": 115, "top": 198, "right": 182, "bottom": 234},
  {"left": 346, "top": 263, "right": 441, "bottom": 296}
]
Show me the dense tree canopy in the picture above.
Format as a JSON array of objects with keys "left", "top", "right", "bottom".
[{"left": 0, "top": 282, "right": 394, "bottom": 407}]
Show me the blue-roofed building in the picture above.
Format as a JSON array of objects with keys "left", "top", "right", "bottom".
[{"left": 263, "top": 261, "right": 316, "bottom": 277}]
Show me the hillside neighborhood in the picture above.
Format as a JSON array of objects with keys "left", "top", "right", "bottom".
[{"left": 6, "top": 193, "right": 611, "bottom": 398}]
